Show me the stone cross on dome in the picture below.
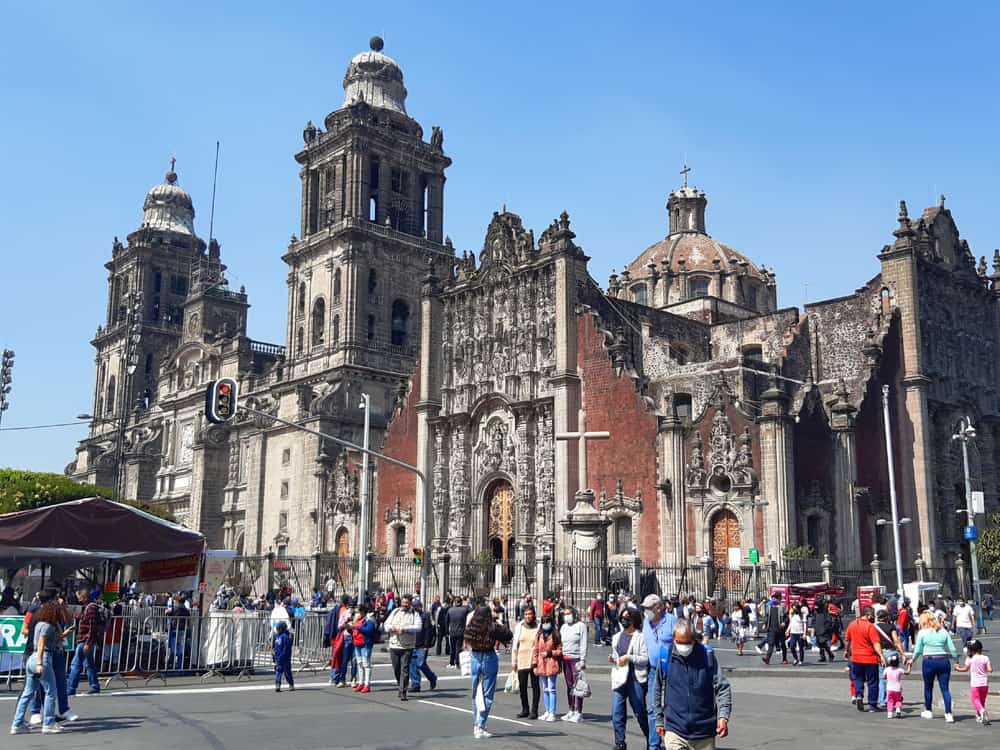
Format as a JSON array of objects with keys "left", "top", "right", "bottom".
[
  {"left": 556, "top": 408, "right": 610, "bottom": 509},
  {"left": 680, "top": 163, "right": 691, "bottom": 188}
]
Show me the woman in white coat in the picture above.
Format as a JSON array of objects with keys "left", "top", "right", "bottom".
[{"left": 609, "top": 608, "right": 649, "bottom": 750}]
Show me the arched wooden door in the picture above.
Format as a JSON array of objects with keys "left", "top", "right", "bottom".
[
  {"left": 711, "top": 509, "right": 742, "bottom": 595},
  {"left": 335, "top": 527, "right": 351, "bottom": 586},
  {"left": 487, "top": 481, "right": 516, "bottom": 581}
]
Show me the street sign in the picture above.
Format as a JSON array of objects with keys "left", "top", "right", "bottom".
[
  {"left": 964, "top": 525, "right": 978, "bottom": 541},
  {"left": 748, "top": 547, "right": 760, "bottom": 565},
  {"left": 0, "top": 617, "right": 28, "bottom": 654},
  {"left": 971, "top": 491, "right": 985, "bottom": 515}
]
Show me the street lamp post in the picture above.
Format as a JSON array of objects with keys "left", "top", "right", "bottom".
[
  {"left": 953, "top": 416, "right": 984, "bottom": 631},
  {"left": 0, "top": 349, "right": 14, "bottom": 432},
  {"left": 881, "top": 385, "right": 906, "bottom": 597},
  {"left": 737, "top": 496, "right": 769, "bottom": 598},
  {"left": 113, "top": 292, "right": 143, "bottom": 503},
  {"left": 357, "top": 392, "right": 371, "bottom": 604}
]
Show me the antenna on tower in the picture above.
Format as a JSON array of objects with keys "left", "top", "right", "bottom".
[{"left": 208, "top": 140, "right": 220, "bottom": 244}]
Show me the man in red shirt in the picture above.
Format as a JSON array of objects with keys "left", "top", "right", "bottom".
[
  {"left": 588, "top": 594, "right": 605, "bottom": 645},
  {"left": 845, "top": 605, "right": 884, "bottom": 712}
]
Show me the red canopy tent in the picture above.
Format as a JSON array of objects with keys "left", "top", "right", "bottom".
[{"left": 0, "top": 497, "right": 204, "bottom": 568}]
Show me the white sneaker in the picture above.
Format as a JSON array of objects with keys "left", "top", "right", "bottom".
[
  {"left": 544, "top": 712, "right": 556, "bottom": 722},
  {"left": 561, "top": 712, "right": 574, "bottom": 721},
  {"left": 976, "top": 712, "right": 984, "bottom": 724},
  {"left": 921, "top": 710, "right": 934, "bottom": 719},
  {"left": 945, "top": 713, "right": 955, "bottom": 723},
  {"left": 42, "top": 724, "right": 65, "bottom": 734},
  {"left": 10, "top": 725, "right": 30, "bottom": 735},
  {"left": 28, "top": 714, "right": 41, "bottom": 726},
  {"left": 476, "top": 726, "right": 493, "bottom": 738},
  {"left": 568, "top": 711, "right": 582, "bottom": 723},
  {"left": 886, "top": 712, "right": 893, "bottom": 719},
  {"left": 60, "top": 711, "right": 79, "bottom": 722},
  {"left": 982, "top": 710, "right": 990, "bottom": 726},
  {"left": 894, "top": 708, "right": 902, "bottom": 718}
]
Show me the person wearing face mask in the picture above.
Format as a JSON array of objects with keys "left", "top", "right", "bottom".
[
  {"left": 653, "top": 620, "right": 732, "bottom": 749},
  {"left": 952, "top": 597, "right": 976, "bottom": 646},
  {"left": 381, "top": 594, "right": 423, "bottom": 701},
  {"left": 610, "top": 608, "right": 649, "bottom": 750},
  {"left": 532, "top": 614, "right": 563, "bottom": 722},
  {"left": 559, "top": 606, "right": 589, "bottom": 722},
  {"left": 641, "top": 594, "right": 677, "bottom": 750},
  {"left": 511, "top": 605, "right": 541, "bottom": 718}
]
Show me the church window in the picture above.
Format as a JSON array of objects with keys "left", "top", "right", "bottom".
[
  {"left": 614, "top": 516, "right": 633, "bottom": 555},
  {"left": 170, "top": 275, "right": 188, "bottom": 297},
  {"left": 333, "top": 268, "right": 342, "bottom": 299},
  {"left": 145, "top": 353, "right": 154, "bottom": 376},
  {"left": 296, "top": 327, "right": 304, "bottom": 354},
  {"left": 281, "top": 448, "right": 291, "bottom": 466},
  {"left": 368, "top": 268, "right": 377, "bottom": 296},
  {"left": 307, "top": 170, "right": 320, "bottom": 234},
  {"left": 105, "top": 375, "right": 116, "bottom": 415},
  {"left": 277, "top": 544, "right": 287, "bottom": 558},
  {"left": 367, "top": 314, "right": 376, "bottom": 342},
  {"left": 673, "top": 392, "right": 692, "bottom": 422},
  {"left": 279, "top": 511, "right": 288, "bottom": 532},
  {"left": 689, "top": 277, "right": 710, "bottom": 298},
  {"left": 280, "top": 480, "right": 289, "bottom": 501},
  {"left": 394, "top": 526, "right": 407, "bottom": 557},
  {"left": 332, "top": 315, "right": 340, "bottom": 344},
  {"left": 390, "top": 300, "right": 410, "bottom": 347},
  {"left": 806, "top": 515, "right": 821, "bottom": 552},
  {"left": 880, "top": 287, "right": 891, "bottom": 316},
  {"left": 151, "top": 295, "right": 160, "bottom": 322},
  {"left": 297, "top": 282, "right": 306, "bottom": 317},
  {"left": 743, "top": 346, "right": 764, "bottom": 365},
  {"left": 312, "top": 298, "right": 326, "bottom": 346},
  {"left": 153, "top": 270, "right": 162, "bottom": 293},
  {"left": 633, "top": 284, "right": 648, "bottom": 306},
  {"left": 671, "top": 345, "right": 688, "bottom": 365},
  {"left": 747, "top": 285, "right": 759, "bottom": 309}
]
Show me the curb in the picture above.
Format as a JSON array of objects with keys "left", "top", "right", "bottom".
[{"left": 724, "top": 666, "right": 849, "bottom": 680}]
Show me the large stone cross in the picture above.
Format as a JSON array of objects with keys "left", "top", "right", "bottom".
[{"left": 556, "top": 409, "right": 610, "bottom": 504}]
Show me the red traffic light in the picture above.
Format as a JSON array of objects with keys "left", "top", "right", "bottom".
[
  {"left": 219, "top": 383, "right": 231, "bottom": 395},
  {"left": 205, "top": 378, "right": 239, "bottom": 423}
]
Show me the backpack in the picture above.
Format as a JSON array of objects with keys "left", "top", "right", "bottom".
[{"left": 90, "top": 602, "right": 109, "bottom": 639}]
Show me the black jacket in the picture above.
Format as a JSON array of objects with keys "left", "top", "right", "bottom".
[
  {"left": 447, "top": 604, "right": 469, "bottom": 637},
  {"left": 436, "top": 603, "right": 450, "bottom": 633},
  {"left": 415, "top": 611, "right": 436, "bottom": 649}
]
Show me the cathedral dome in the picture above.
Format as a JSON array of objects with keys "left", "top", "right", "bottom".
[
  {"left": 140, "top": 165, "right": 196, "bottom": 236},
  {"left": 625, "top": 185, "right": 765, "bottom": 282},
  {"left": 341, "top": 36, "right": 408, "bottom": 115}
]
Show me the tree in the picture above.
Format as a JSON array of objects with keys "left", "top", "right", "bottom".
[
  {"left": 978, "top": 512, "right": 1000, "bottom": 579},
  {"left": 0, "top": 468, "right": 176, "bottom": 523}
]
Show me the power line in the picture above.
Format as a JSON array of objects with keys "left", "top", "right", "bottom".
[{"left": 0, "top": 420, "right": 89, "bottom": 432}]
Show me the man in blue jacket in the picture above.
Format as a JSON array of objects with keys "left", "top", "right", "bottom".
[
  {"left": 653, "top": 620, "right": 732, "bottom": 750},
  {"left": 273, "top": 621, "right": 295, "bottom": 692},
  {"left": 641, "top": 594, "right": 677, "bottom": 750}
]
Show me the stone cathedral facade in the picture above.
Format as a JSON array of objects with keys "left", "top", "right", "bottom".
[{"left": 70, "top": 38, "right": 1000, "bottom": 582}]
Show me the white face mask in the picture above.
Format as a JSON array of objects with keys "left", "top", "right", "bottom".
[
  {"left": 563, "top": 614, "right": 574, "bottom": 625},
  {"left": 674, "top": 642, "right": 694, "bottom": 657}
]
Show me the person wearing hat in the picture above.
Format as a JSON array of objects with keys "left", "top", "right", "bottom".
[{"left": 641, "top": 594, "right": 677, "bottom": 750}]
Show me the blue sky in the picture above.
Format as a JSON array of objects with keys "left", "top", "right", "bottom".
[{"left": 2, "top": 2, "right": 998, "bottom": 472}]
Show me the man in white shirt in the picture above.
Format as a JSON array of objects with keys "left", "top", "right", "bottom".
[{"left": 952, "top": 598, "right": 976, "bottom": 645}]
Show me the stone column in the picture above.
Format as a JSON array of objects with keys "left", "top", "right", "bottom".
[
  {"left": 821, "top": 553, "right": 833, "bottom": 585},
  {"left": 660, "top": 412, "right": 687, "bottom": 568},
  {"left": 426, "top": 174, "right": 444, "bottom": 243},
  {"left": 831, "top": 384, "right": 862, "bottom": 568},
  {"left": 870, "top": 554, "right": 882, "bottom": 588},
  {"left": 312, "top": 549, "right": 322, "bottom": 593},
  {"left": 559, "top": 503, "right": 612, "bottom": 608},
  {"left": 416, "top": 263, "right": 443, "bottom": 549},
  {"left": 901, "top": 377, "right": 938, "bottom": 564},
  {"left": 956, "top": 554, "right": 968, "bottom": 598},
  {"left": 759, "top": 382, "right": 795, "bottom": 561}
]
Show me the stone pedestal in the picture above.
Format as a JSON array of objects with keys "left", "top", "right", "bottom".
[{"left": 559, "top": 490, "right": 611, "bottom": 606}]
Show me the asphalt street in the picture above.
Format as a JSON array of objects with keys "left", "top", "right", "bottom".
[{"left": 2, "top": 635, "right": 998, "bottom": 749}]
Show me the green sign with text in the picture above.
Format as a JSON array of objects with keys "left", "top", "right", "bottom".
[
  {"left": 0, "top": 616, "right": 28, "bottom": 654},
  {"left": 748, "top": 548, "right": 760, "bottom": 565}
]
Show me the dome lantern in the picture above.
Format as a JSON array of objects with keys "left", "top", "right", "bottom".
[{"left": 341, "top": 36, "right": 408, "bottom": 114}]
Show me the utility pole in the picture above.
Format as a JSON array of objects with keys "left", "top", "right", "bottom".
[
  {"left": 954, "top": 416, "right": 984, "bottom": 631},
  {"left": 881, "top": 385, "right": 906, "bottom": 597},
  {"left": 357, "top": 392, "right": 371, "bottom": 604}
]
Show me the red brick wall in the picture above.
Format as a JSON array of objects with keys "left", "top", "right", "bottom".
[
  {"left": 374, "top": 366, "right": 421, "bottom": 552},
  {"left": 578, "top": 313, "right": 662, "bottom": 561}
]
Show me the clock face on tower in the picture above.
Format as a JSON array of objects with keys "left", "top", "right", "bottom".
[{"left": 187, "top": 313, "right": 200, "bottom": 334}]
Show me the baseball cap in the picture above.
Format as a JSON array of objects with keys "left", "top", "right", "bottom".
[{"left": 641, "top": 594, "right": 662, "bottom": 609}]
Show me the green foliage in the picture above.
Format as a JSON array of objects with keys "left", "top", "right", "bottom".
[
  {"left": 979, "top": 512, "right": 1000, "bottom": 578},
  {"left": 0, "top": 468, "right": 176, "bottom": 523},
  {"left": 783, "top": 544, "right": 817, "bottom": 561}
]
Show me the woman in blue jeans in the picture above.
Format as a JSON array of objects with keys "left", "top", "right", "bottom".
[
  {"left": 907, "top": 611, "right": 958, "bottom": 722},
  {"left": 11, "top": 602, "right": 62, "bottom": 734},
  {"left": 463, "top": 606, "right": 513, "bottom": 739}
]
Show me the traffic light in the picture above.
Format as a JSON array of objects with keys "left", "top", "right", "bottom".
[
  {"left": 205, "top": 378, "right": 239, "bottom": 423},
  {"left": 412, "top": 547, "right": 423, "bottom": 566}
]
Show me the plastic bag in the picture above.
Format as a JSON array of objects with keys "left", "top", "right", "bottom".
[
  {"left": 460, "top": 649, "right": 472, "bottom": 677},
  {"left": 503, "top": 670, "right": 519, "bottom": 693},
  {"left": 571, "top": 670, "right": 592, "bottom": 698}
]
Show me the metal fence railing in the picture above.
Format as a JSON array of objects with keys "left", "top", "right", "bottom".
[{"left": 2, "top": 610, "right": 333, "bottom": 692}]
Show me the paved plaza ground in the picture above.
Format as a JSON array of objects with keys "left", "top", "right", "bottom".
[{"left": 3, "top": 631, "right": 998, "bottom": 749}]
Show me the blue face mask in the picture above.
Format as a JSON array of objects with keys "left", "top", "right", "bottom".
[{"left": 542, "top": 623, "right": 553, "bottom": 632}]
